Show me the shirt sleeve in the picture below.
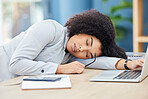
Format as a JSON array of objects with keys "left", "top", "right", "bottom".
[
  {"left": 70, "top": 56, "right": 121, "bottom": 70},
  {"left": 9, "top": 20, "right": 59, "bottom": 75}
]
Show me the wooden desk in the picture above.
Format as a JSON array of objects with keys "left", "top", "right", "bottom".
[{"left": 0, "top": 69, "right": 148, "bottom": 99}]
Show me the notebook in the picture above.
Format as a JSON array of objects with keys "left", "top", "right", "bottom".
[
  {"left": 90, "top": 47, "right": 148, "bottom": 83},
  {"left": 22, "top": 75, "right": 71, "bottom": 90}
]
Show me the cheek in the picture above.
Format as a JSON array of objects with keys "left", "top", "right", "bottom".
[{"left": 72, "top": 52, "right": 86, "bottom": 59}]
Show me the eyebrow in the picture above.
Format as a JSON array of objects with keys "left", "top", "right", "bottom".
[
  {"left": 90, "top": 38, "right": 94, "bottom": 58},
  {"left": 91, "top": 37, "right": 93, "bottom": 47}
]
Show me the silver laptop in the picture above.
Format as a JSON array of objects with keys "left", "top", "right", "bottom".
[{"left": 90, "top": 47, "right": 148, "bottom": 83}]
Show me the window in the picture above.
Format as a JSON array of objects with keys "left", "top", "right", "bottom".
[{"left": 1, "top": 0, "right": 43, "bottom": 43}]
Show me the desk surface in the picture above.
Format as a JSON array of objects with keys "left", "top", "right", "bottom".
[{"left": 0, "top": 69, "right": 148, "bottom": 99}]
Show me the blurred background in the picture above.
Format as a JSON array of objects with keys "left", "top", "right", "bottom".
[{"left": 0, "top": 0, "right": 148, "bottom": 52}]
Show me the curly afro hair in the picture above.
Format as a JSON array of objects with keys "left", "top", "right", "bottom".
[{"left": 64, "top": 9, "right": 127, "bottom": 59}]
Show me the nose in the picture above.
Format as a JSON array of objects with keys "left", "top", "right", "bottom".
[{"left": 79, "top": 46, "right": 91, "bottom": 52}]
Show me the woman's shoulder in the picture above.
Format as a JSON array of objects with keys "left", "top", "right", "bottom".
[
  {"left": 31, "top": 19, "right": 63, "bottom": 29},
  {"left": 26, "top": 19, "right": 64, "bottom": 35},
  {"left": 41, "top": 19, "right": 63, "bottom": 28},
  {"left": 38, "top": 19, "right": 64, "bottom": 33},
  {"left": 48, "top": 19, "right": 64, "bottom": 31}
]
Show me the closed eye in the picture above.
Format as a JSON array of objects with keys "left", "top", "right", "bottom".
[
  {"left": 90, "top": 53, "right": 93, "bottom": 58},
  {"left": 86, "top": 39, "right": 89, "bottom": 46},
  {"left": 86, "top": 51, "right": 88, "bottom": 57},
  {"left": 91, "top": 37, "right": 93, "bottom": 47}
]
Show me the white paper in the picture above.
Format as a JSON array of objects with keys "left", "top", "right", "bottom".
[{"left": 22, "top": 75, "right": 71, "bottom": 90}]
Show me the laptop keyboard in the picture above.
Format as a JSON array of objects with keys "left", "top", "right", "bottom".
[{"left": 113, "top": 70, "right": 141, "bottom": 79}]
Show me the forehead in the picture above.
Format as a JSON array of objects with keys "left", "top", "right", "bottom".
[{"left": 77, "top": 33, "right": 91, "bottom": 37}]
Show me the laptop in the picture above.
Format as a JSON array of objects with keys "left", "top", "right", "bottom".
[{"left": 90, "top": 47, "right": 148, "bottom": 83}]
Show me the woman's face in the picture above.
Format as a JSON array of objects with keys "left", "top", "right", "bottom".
[{"left": 66, "top": 33, "right": 102, "bottom": 59}]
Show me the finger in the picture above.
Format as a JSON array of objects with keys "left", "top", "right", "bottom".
[
  {"left": 138, "top": 61, "right": 144, "bottom": 67},
  {"left": 77, "top": 68, "right": 84, "bottom": 74},
  {"left": 134, "top": 67, "right": 142, "bottom": 70},
  {"left": 134, "top": 60, "right": 144, "bottom": 67},
  {"left": 75, "top": 61, "right": 85, "bottom": 68},
  {"left": 139, "top": 58, "right": 144, "bottom": 63},
  {"left": 77, "top": 65, "right": 85, "bottom": 73}
]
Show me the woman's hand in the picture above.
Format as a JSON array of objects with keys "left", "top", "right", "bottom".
[
  {"left": 56, "top": 61, "right": 85, "bottom": 74},
  {"left": 116, "top": 58, "right": 144, "bottom": 70},
  {"left": 127, "top": 58, "right": 144, "bottom": 70}
]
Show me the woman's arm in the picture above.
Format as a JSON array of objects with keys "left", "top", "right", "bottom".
[
  {"left": 70, "top": 56, "right": 144, "bottom": 70},
  {"left": 70, "top": 56, "right": 121, "bottom": 69},
  {"left": 115, "top": 58, "right": 144, "bottom": 70},
  {"left": 9, "top": 20, "right": 62, "bottom": 75},
  {"left": 56, "top": 56, "right": 144, "bottom": 74}
]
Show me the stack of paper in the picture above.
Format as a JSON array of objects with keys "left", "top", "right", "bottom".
[{"left": 22, "top": 75, "right": 71, "bottom": 90}]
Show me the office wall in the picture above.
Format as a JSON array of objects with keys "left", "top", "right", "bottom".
[
  {"left": 0, "top": 0, "right": 3, "bottom": 44},
  {"left": 92, "top": 0, "right": 133, "bottom": 51},
  {"left": 48, "top": 0, "right": 92, "bottom": 25}
]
